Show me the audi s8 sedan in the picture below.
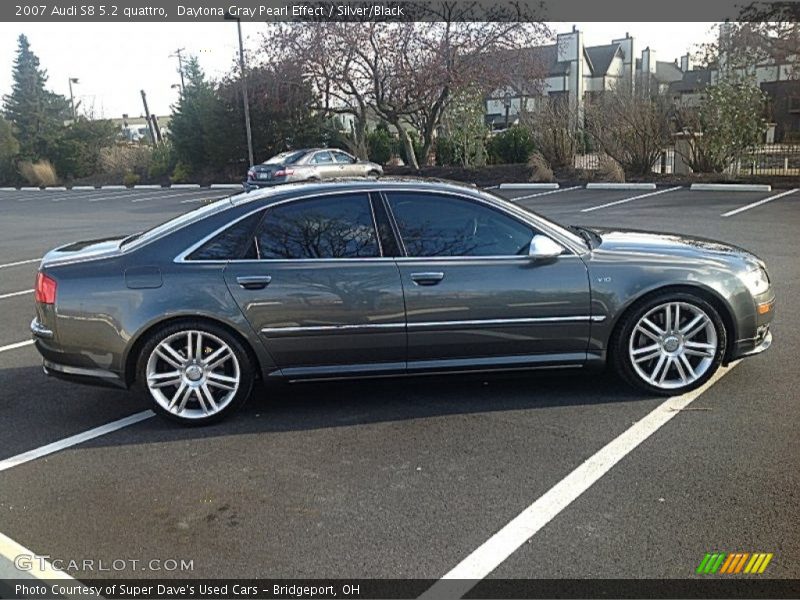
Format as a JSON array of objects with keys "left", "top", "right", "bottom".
[
  {"left": 31, "top": 180, "right": 774, "bottom": 425},
  {"left": 244, "top": 149, "right": 383, "bottom": 191}
]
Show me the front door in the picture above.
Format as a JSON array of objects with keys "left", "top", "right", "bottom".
[
  {"left": 383, "top": 191, "right": 591, "bottom": 370},
  {"left": 223, "top": 192, "right": 405, "bottom": 377}
]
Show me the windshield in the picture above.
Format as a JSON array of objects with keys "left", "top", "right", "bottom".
[
  {"left": 264, "top": 151, "right": 307, "bottom": 165},
  {"left": 120, "top": 197, "right": 232, "bottom": 249}
]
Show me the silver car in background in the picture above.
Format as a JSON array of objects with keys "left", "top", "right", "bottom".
[{"left": 245, "top": 148, "right": 383, "bottom": 190}]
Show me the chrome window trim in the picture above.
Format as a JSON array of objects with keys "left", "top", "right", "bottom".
[
  {"left": 260, "top": 315, "right": 606, "bottom": 336},
  {"left": 174, "top": 186, "right": 587, "bottom": 264}
]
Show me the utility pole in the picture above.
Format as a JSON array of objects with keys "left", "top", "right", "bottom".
[
  {"left": 140, "top": 90, "right": 157, "bottom": 145},
  {"left": 68, "top": 77, "right": 79, "bottom": 120},
  {"left": 225, "top": 13, "right": 254, "bottom": 167},
  {"left": 170, "top": 48, "right": 186, "bottom": 93}
]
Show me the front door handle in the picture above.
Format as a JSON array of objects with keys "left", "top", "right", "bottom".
[
  {"left": 410, "top": 272, "right": 444, "bottom": 286},
  {"left": 236, "top": 275, "right": 272, "bottom": 290}
]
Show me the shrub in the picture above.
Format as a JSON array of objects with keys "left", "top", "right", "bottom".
[
  {"left": 367, "top": 124, "right": 398, "bottom": 165},
  {"left": 18, "top": 160, "right": 58, "bottom": 186},
  {"left": 147, "top": 143, "right": 177, "bottom": 179},
  {"left": 527, "top": 152, "right": 555, "bottom": 182},
  {"left": 171, "top": 162, "right": 190, "bottom": 183},
  {"left": 123, "top": 171, "right": 141, "bottom": 187},
  {"left": 100, "top": 144, "right": 151, "bottom": 176},
  {"left": 488, "top": 127, "right": 535, "bottom": 164},
  {"left": 596, "top": 155, "right": 625, "bottom": 182}
]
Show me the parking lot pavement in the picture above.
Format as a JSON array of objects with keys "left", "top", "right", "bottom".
[{"left": 0, "top": 186, "right": 797, "bottom": 586}]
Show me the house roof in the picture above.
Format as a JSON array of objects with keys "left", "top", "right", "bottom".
[
  {"left": 585, "top": 44, "right": 622, "bottom": 77},
  {"left": 655, "top": 61, "right": 684, "bottom": 84},
  {"left": 669, "top": 68, "right": 712, "bottom": 93}
]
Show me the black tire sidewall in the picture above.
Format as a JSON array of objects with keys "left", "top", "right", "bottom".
[
  {"left": 135, "top": 321, "right": 254, "bottom": 426},
  {"left": 612, "top": 292, "right": 727, "bottom": 396}
]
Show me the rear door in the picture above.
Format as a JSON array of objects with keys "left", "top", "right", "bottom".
[
  {"left": 383, "top": 191, "right": 591, "bottom": 370},
  {"left": 222, "top": 192, "right": 406, "bottom": 378}
]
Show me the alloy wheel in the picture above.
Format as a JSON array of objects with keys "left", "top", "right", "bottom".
[
  {"left": 146, "top": 330, "right": 241, "bottom": 420},
  {"left": 628, "top": 301, "right": 718, "bottom": 390}
]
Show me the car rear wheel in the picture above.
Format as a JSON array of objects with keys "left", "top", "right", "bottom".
[
  {"left": 612, "top": 292, "right": 726, "bottom": 396},
  {"left": 136, "top": 321, "right": 254, "bottom": 425}
]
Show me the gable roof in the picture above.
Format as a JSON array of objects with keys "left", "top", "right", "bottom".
[
  {"left": 655, "top": 61, "right": 684, "bottom": 84},
  {"left": 585, "top": 44, "right": 623, "bottom": 76},
  {"left": 669, "top": 69, "right": 712, "bottom": 93}
]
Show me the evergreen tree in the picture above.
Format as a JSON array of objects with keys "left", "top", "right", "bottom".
[
  {"left": 0, "top": 116, "right": 20, "bottom": 184},
  {"left": 3, "top": 34, "right": 70, "bottom": 161}
]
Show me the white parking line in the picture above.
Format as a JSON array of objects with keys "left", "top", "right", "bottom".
[
  {"left": 721, "top": 188, "right": 798, "bottom": 217},
  {"left": 419, "top": 362, "right": 738, "bottom": 599},
  {"left": 0, "top": 340, "right": 34, "bottom": 353},
  {"left": 0, "top": 410, "right": 155, "bottom": 473},
  {"left": 0, "top": 289, "right": 32, "bottom": 300},
  {"left": 508, "top": 186, "right": 582, "bottom": 202},
  {"left": 0, "top": 258, "right": 40, "bottom": 269},
  {"left": 0, "top": 531, "right": 77, "bottom": 582},
  {"left": 180, "top": 196, "right": 220, "bottom": 204},
  {"left": 131, "top": 190, "right": 220, "bottom": 203},
  {"left": 580, "top": 186, "right": 682, "bottom": 213}
]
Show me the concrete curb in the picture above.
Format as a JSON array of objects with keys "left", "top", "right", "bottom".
[
  {"left": 100, "top": 185, "right": 127, "bottom": 190},
  {"left": 171, "top": 183, "right": 201, "bottom": 189},
  {"left": 133, "top": 184, "right": 162, "bottom": 190},
  {"left": 585, "top": 183, "right": 657, "bottom": 190},
  {"left": 20, "top": 187, "right": 40, "bottom": 191},
  {"left": 498, "top": 183, "right": 559, "bottom": 190},
  {"left": 0, "top": 187, "right": 18, "bottom": 191},
  {"left": 690, "top": 183, "right": 772, "bottom": 192},
  {"left": 71, "top": 186, "right": 97, "bottom": 191},
  {"left": 43, "top": 187, "right": 67, "bottom": 191},
  {"left": 210, "top": 183, "right": 244, "bottom": 189}
]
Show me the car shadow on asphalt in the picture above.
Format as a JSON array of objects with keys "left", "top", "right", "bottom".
[{"left": 1, "top": 363, "right": 651, "bottom": 450}]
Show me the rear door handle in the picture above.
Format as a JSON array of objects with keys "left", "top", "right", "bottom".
[
  {"left": 410, "top": 272, "right": 444, "bottom": 286},
  {"left": 236, "top": 275, "right": 272, "bottom": 290}
]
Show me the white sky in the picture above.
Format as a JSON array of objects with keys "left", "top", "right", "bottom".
[{"left": 0, "top": 22, "right": 717, "bottom": 118}]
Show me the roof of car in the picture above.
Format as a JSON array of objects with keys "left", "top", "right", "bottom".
[{"left": 229, "top": 177, "right": 482, "bottom": 207}]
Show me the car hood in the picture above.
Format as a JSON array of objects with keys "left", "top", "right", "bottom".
[
  {"left": 585, "top": 226, "right": 762, "bottom": 267},
  {"left": 41, "top": 236, "right": 125, "bottom": 267}
]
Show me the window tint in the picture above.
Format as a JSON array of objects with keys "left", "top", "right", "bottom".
[
  {"left": 332, "top": 151, "right": 353, "bottom": 164},
  {"left": 386, "top": 192, "right": 535, "bottom": 257},
  {"left": 187, "top": 212, "right": 262, "bottom": 260},
  {"left": 256, "top": 194, "right": 380, "bottom": 259},
  {"left": 311, "top": 151, "right": 333, "bottom": 164}
]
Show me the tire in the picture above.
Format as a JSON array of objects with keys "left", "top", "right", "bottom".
[
  {"left": 135, "top": 321, "right": 254, "bottom": 425},
  {"left": 367, "top": 170, "right": 381, "bottom": 178},
  {"left": 610, "top": 291, "right": 727, "bottom": 396}
]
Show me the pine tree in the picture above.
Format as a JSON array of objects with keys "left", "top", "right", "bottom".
[{"left": 3, "top": 34, "right": 70, "bottom": 161}]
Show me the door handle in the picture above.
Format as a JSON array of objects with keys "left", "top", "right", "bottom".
[
  {"left": 410, "top": 272, "right": 444, "bottom": 286},
  {"left": 236, "top": 275, "right": 272, "bottom": 290}
]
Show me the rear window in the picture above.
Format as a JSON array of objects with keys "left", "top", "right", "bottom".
[{"left": 264, "top": 151, "right": 307, "bottom": 165}]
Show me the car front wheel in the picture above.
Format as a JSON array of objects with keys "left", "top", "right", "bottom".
[
  {"left": 136, "top": 322, "right": 254, "bottom": 425},
  {"left": 612, "top": 292, "right": 727, "bottom": 396}
]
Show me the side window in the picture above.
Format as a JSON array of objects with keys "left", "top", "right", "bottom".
[
  {"left": 386, "top": 192, "right": 535, "bottom": 257},
  {"left": 333, "top": 152, "right": 353, "bottom": 164},
  {"left": 256, "top": 194, "right": 380, "bottom": 259},
  {"left": 311, "top": 151, "right": 333, "bottom": 164},
  {"left": 187, "top": 212, "right": 262, "bottom": 260}
]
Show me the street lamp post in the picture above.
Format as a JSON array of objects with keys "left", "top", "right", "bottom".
[
  {"left": 68, "top": 77, "right": 79, "bottom": 120},
  {"left": 503, "top": 91, "right": 512, "bottom": 130},
  {"left": 225, "top": 13, "right": 254, "bottom": 167}
]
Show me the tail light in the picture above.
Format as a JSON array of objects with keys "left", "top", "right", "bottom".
[
  {"left": 274, "top": 169, "right": 294, "bottom": 177},
  {"left": 35, "top": 272, "right": 57, "bottom": 304},
  {"left": 247, "top": 169, "right": 255, "bottom": 179}
]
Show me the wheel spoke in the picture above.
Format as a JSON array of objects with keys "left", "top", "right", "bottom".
[
  {"left": 649, "top": 354, "right": 667, "bottom": 383},
  {"left": 642, "top": 317, "right": 665, "bottom": 336},
  {"left": 185, "top": 332, "right": 193, "bottom": 360},
  {"left": 685, "top": 341, "right": 715, "bottom": 350},
  {"left": 207, "top": 371, "right": 237, "bottom": 391},
  {"left": 684, "top": 315, "right": 710, "bottom": 340},
  {"left": 665, "top": 304, "right": 673, "bottom": 332},
  {"left": 201, "top": 384, "right": 218, "bottom": 411},
  {"left": 149, "top": 370, "right": 181, "bottom": 380},
  {"left": 156, "top": 347, "right": 183, "bottom": 369},
  {"left": 195, "top": 332, "right": 203, "bottom": 360},
  {"left": 168, "top": 382, "right": 187, "bottom": 410},
  {"left": 674, "top": 303, "right": 680, "bottom": 332},
  {"left": 195, "top": 388, "right": 208, "bottom": 414},
  {"left": 176, "top": 386, "right": 193, "bottom": 413},
  {"left": 679, "top": 353, "right": 697, "bottom": 381},
  {"left": 148, "top": 370, "right": 182, "bottom": 389},
  {"left": 203, "top": 345, "right": 228, "bottom": 365},
  {"left": 674, "top": 355, "right": 688, "bottom": 383},
  {"left": 207, "top": 351, "right": 233, "bottom": 371},
  {"left": 636, "top": 325, "right": 660, "bottom": 343}
]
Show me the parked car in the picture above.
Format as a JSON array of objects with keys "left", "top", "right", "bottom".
[
  {"left": 244, "top": 149, "right": 383, "bottom": 190},
  {"left": 31, "top": 179, "right": 774, "bottom": 425}
]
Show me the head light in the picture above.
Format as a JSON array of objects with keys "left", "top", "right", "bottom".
[{"left": 739, "top": 266, "right": 770, "bottom": 296}]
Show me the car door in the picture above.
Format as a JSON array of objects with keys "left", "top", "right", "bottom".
[
  {"left": 223, "top": 192, "right": 406, "bottom": 378},
  {"left": 383, "top": 191, "right": 592, "bottom": 370},
  {"left": 331, "top": 151, "right": 360, "bottom": 176},
  {"left": 308, "top": 151, "right": 340, "bottom": 180}
]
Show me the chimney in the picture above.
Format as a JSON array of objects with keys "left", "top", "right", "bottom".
[{"left": 680, "top": 52, "right": 693, "bottom": 72}]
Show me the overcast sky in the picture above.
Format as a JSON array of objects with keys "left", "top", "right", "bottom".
[{"left": 0, "top": 22, "right": 717, "bottom": 119}]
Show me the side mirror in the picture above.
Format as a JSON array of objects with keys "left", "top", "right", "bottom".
[{"left": 528, "top": 235, "right": 564, "bottom": 259}]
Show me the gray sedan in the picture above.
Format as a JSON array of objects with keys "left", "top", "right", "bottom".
[
  {"left": 31, "top": 180, "right": 775, "bottom": 425},
  {"left": 244, "top": 148, "right": 383, "bottom": 190}
]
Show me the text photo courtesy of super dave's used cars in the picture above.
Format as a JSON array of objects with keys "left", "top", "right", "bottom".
[{"left": 1, "top": 7, "right": 799, "bottom": 600}]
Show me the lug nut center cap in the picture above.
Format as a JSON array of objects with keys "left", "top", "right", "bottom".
[
  {"left": 663, "top": 336, "right": 680, "bottom": 352},
  {"left": 185, "top": 365, "right": 203, "bottom": 381}
]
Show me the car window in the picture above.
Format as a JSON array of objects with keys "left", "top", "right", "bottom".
[
  {"left": 332, "top": 151, "right": 354, "bottom": 164},
  {"left": 256, "top": 194, "right": 380, "bottom": 259},
  {"left": 311, "top": 151, "right": 333, "bottom": 164},
  {"left": 187, "top": 212, "right": 262, "bottom": 260},
  {"left": 265, "top": 150, "right": 307, "bottom": 165},
  {"left": 386, "top": 192, "right": 535, "bottom": 257}
]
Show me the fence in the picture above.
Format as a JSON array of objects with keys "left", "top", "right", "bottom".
[{"left": 575, "top": 145, "right": 800, "bottom": 176}]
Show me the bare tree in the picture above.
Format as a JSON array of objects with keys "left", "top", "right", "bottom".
[
  {"left": 585, "top": 87, "right": 673, "bottom": 176},
  {"left": 519, "top": 98, "right": 584, "bottom": 170}
]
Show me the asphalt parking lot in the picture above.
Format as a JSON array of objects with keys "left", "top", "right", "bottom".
[{"left": 0, "top": 185, "right": 798, "bottom": 589}]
